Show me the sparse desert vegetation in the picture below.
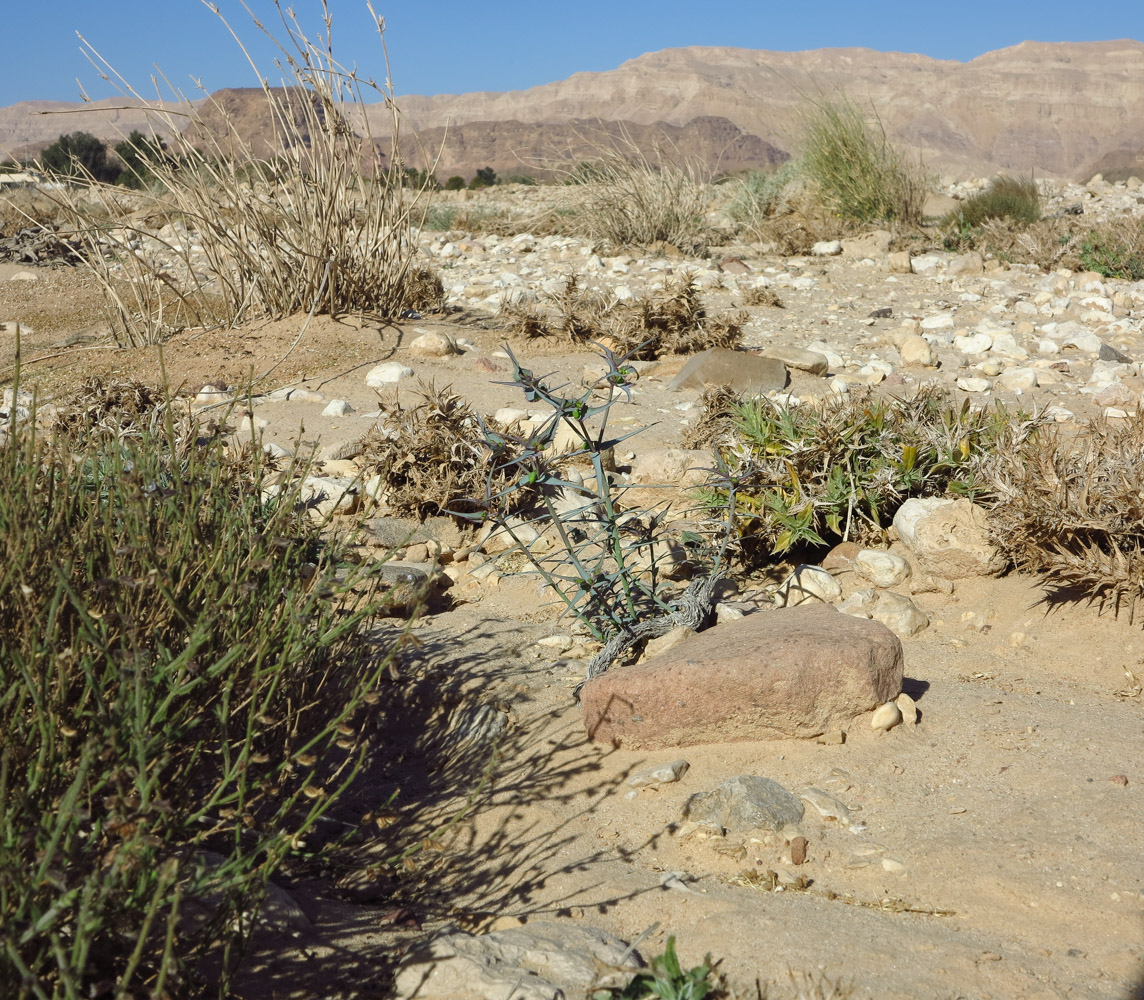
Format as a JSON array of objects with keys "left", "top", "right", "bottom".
[{"left": 2, "top": 7, "right": 1144, "bottom": 1000}]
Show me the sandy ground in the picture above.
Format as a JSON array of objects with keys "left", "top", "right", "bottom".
[{"left": 1, "top": 252, "right": 1142, "bottom": 1000}]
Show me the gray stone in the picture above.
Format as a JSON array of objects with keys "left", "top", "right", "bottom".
[
  {"left": 762, "top": 345, "right": 830, "bottom": 375},
  {"left": 393, "top": 922, "right": 642, "bottom": 1000},
  {"left": 774, "top": 564, "right": 841, "bottom": 607},
  {"left": 812, "top": 240, "right": 843, "bottom": 256},
  {"left": 629, "top": 447, "right": 713, "bottom": 487},
  {"left": 628, "top": 759, "right": 690, "bottom": 788},
  {"left": 366, "top": 362, "right": 414, "bottom": 386},
  {"left": 1099, "top": 342, "right": 1134, "bottom": 364},
  {"left": 581, "top": 605, "right": 904, "bottom": 748},
  {"left": 947, "top": 251, "right": 985, "bottom": 276},
  {"left": 670, "top": 347, "right": 788, "bottom": 394},
  {"left": 683, "top": 775, "right": 804, "bottom": 833},
  {"left": 893, "top": 498, "right": 1007, "bottom": 579},
  {"left": 853, "top": 549, "right": 911, "bottom": 588}
]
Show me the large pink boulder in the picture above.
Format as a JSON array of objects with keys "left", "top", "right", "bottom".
[{"left": 581, "top": 605, "right": 903, "bottom": 749}]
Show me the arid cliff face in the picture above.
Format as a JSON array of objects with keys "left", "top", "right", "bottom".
[{"left": 4, "top": 39, "right": 1142, "bottom": 180}]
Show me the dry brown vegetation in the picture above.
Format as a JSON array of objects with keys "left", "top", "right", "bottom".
[
  {"left": 989, "top": 416, "right": 1144, "bottom": 618},
  {"left": 501, "top": 275, "right": 745, "bottom": 359},
  {"left": 359, "top": 381, "right": 526, "bottom": 519}
]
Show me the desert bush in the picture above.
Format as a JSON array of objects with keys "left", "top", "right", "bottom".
[
  {"left": 943, "top": 174, "right": 1041, "bottom": 233},
  {"left": 988, "top": 416, "right": 1144, "bottom": 617},
  {"left": 726, "top": 160, "right": 800, "bottom": 230},
  {"left": 39, "top": 132, "right": 120, "bottom": 184},
  {"left": 1075, "top": 216, "right": 1144, "bottom": 280},
  {"left": 797, "top": 94, "right": 926, "bottom": 225},
  {"left": 28, "top": 4, "right": 434, "bottom": 347},
  {"left": 500, "top": 274, "right": 743, "bottom": 359},
  {"left": 469, "top": 166, "right": 498, "bottom": 189},
  {"left": 466, "top": 344, "right": 736, "bottom": 682},
  {"left": 0, "top": 376, "right": 405, "bottom": 997},
  {"left": 564, "top": 138, "right": 711, "bottom": 252},
  {"left": 611, "top": 276, "right": 745, "bottom": 359},
  {"left": 704, "top": 388, "right": 1024, "bottom": 558},
  {"left": 443, "top": 175, "right": 465, "bottom": 191},
  {"left": 591, "top": 936, "right": 718, "bottom": 1000},
  {"left": 740, "top": 285, "right": 784, "bottom": 308},
  {"left": 359, "top": 381, "right": 529, "bottom": 520}
]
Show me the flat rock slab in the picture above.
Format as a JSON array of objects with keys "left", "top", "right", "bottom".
[
  {"left": 393, "top": 921, "right": 641, "bottom": 1000},
  {"left": 581, "top": 605, "right": 903, "bottom": 749},
  {"left": 669, "top": 347, "right": 788, "bottom": 393}
]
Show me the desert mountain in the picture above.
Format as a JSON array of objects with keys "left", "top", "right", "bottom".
[
  {"left": 3, "top": 40, "right": 1142, "bottom": 180},
  {"left": 390, "top": 40, "right": 1144, "bottom": 180}
]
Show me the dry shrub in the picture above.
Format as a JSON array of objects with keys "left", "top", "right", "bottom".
[
  {"left": 750, "top": 212, "right": 851, "bottom": 256},
  {"left": 360, "top": 381, "right": 524, "bottom": 519},
  {"left": 741, "top": 285, "right": 784, "bottom": 308},
  {"left": 500, "top": 274, "right": 744, "bottom": 359},
  {"left": 499, "top": 273, "right": 607, "bottom": 341},
  {"left": 1074, "top": 215, "right": 1144, "bottom": 280},
  {"left": 612, "top": 276, "right": 745, "bottom": 359},
  {"left": 989, "top": 416, "right": 1144, "bottom": 618},
  {"left": 52, "top": 375, "right": 168, "bottom": 435},
  {"left": 562, "top": 135, "right": 712, "bottom": 252},
  {"left": 683, "top": 385, "right": 742, "bottom": 448},
  {"left": 972, "top": 215, "right": 1081, "bottom": 270},
  {"left": 30, "top": 3, "right": 436, "bottom": 346}
]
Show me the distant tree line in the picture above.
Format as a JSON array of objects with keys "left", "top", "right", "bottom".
[
  {"left": 30, "top": 130, "right": 173, "bottom": 188},
  {"left": 25, "top": 134, "right": 542, "bottom": 192}
]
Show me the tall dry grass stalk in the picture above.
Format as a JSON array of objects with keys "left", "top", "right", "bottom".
[
  {"left": 797, "top": 93, "right": 927, "bottom": 226},
  {"left": 28, "top": 1, "right": 436, "bottom": 347},
  {"left": 560, "top": 128, "right": 712, "bottom": 251}
]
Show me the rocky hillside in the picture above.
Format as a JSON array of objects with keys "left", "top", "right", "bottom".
[{"left": 3, "top": 39, "right": 1142, "bottom": 180}]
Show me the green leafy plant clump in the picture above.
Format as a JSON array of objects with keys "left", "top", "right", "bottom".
[
  {"left": 1076, "top": 218, "right": 1144, "bottom": 280},
  {"left": 941, "top": 175, "right": 1042, "bottom": 249},
  {"left": 708, "top": 388, "right": 1026, "bottom": 558},
  {"left": 0, "top": 379, "right": 404, "bottom": 998},
  {"left": 593, "top": 936, "right": 718, "bottom": 1000}
]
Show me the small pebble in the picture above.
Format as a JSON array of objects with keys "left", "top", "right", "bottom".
[
  {"left": 894, "top": 692, "right": 918, "bottom": 725},
  {"left": 1110, "top": 774, "right": 1129, "bottom": 786},
  {"left": 789, "top": 836, "right": 809, "bottom": 865},
  {"left": 628, "top": 760, "right": 690, "bottom": 788},
  {"left": 871, "top": 701, "right": 903, "bottom": 732},
  {"left": 881, "top": 857, "right": 906, "bottom": 873}
]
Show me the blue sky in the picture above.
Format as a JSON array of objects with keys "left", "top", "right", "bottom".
[{"left": 2, "top": 0, "right": 1142, "bottom": 106}]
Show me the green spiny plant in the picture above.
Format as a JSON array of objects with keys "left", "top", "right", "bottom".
[
  {"left": 464, "top": 343, "right": 737, "bottom": 683},
  {"left": 592, "top": 936, "right": 719, "bottom": 1000},
  {"left": 1076, "top": 217, "right": 1144, "bottom": 280}
]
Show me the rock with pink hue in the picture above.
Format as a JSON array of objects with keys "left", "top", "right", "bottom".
[{"left": 580, "top": 605, "right": 903, "bottom": 749}]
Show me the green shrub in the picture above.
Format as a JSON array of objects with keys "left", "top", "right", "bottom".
[
  {"left": 797, "top": 95, "right": 926, "bottom": 225},
  {"left": 113, "top": 130, "right": 171, "bottom": 190},
  {"left": 0, "top": 379, "right": 404, "bottom": 997},
  {"left": 1076, "top": 217, "right": 1144, "bottom": 280},
  {"left": 706, "top": 388, "right": 1021, "bottom": 558},
  {"left": 942, "top": 175, "right": 1041, "bottom": 233},
  {"left": 443, "top": 175, "right": 466, "bottom": 191},
  {"left": 39, "top": 132, "right": 120, "bottom": 184},
  {"left": 469, "top": 166, "right": 498, "bottom": 189},
  {"left": 593, "top": 936, "right": 718, "bottom": 1000},
  {"left": 726, "top": 160, "right": 799, "bottom": 229}
]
